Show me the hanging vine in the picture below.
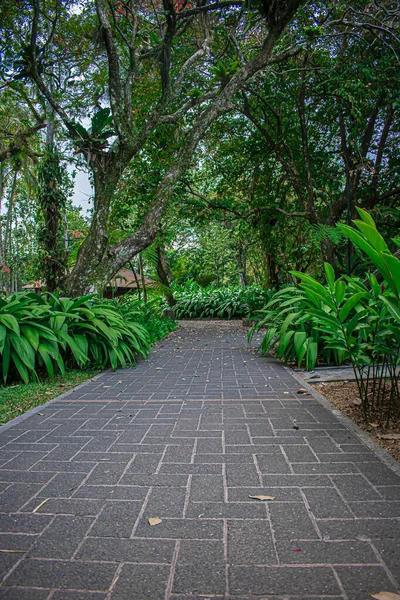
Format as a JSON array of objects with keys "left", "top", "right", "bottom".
[{"left": 37, "top": 148, "right": 67, "bottom": 292}]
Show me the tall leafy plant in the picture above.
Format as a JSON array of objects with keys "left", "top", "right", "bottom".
[{"left": 252, "top": 210, "right": 399, "bottom": 424}]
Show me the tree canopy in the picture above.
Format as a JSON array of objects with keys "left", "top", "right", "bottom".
[{"left": 0, "top": 0, "right": 399, "bottom": 293}]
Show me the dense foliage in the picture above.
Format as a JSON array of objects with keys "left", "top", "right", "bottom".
[
  {"left": 172, "top": 282, "right": 272, "bottom": 319},
  {"left": 252, "top": 211, "right": 399, "bottom": 424},
  {"left": 0, "top": 292, "right": 175, "bottom": 383}
]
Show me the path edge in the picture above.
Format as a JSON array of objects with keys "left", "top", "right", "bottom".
[
  {"left": 0, "top": 371, "right": 106, "bottom": 434},
  {"left": 286, "top": 364, "right": 400, "bottom": 478}
]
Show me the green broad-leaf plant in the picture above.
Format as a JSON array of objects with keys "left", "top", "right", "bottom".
[{"left": 251, "top": 209, "right": 399, "bottom": 424}]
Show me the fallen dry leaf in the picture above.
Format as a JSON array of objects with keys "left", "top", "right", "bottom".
[
  {"left": 248, "top": 495, "right": 275, "bottom": 501},
  {"left": 148, "top": 517, "right": 162, "bottom": 526},
  {"left": 33, "top": 498, "right": 50, "bottom": 513},
  {"left": 369, "top": 422, "right": 379, "bottom": 428},
  {"left": 378, "top": 433, "right": 400, "bottom": 440},
  {"left": 352, "top": 398, "right": 362, "bottom": 406},
  {"left": 0, "top": 549, "right": 25, "bottom": 553},
  {"left": 297, "top": 388, "right": 308, "bottom": 394},
  {"left": 370, "top": 593, "right": 400, "bottom": 600},
  {"left": 109, "top": 574, "right": 120, "bottom": 592}
]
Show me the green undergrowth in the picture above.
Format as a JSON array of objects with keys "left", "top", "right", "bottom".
[{"left": 0, "top": 368, "right": 101, "bottom": 425}]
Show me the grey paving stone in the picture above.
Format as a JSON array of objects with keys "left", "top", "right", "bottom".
[
  {"left": 76, "top": 537, "right": 175, "bottom": 563},
  {"left": 1, "top": 322, "right": 399, "bottom": 600},
  {"left": 225, "top": 464, "right": 260, "bottom": 487},
  {"left": 0, "top": 553, "right": 22, "bottom": 580},
  {"left": 186, "top": 501, "right": 266, "bottom": 519},
  {"left": 256, "top": 454, "right": 291, "bottom": 474},
  {"left": 319, "top": 518, "right": 400, "bottom": 540},
  {"left": 276, "top": 539, "right": 378, "bottom": 564},
  {"left": 22, "top": 498, "right": 105, "bottom": 516},
  {"left": 173, "top": 540, "right": 225, "bottom": 595},
  {"left": 111, "top": 564, "right": 170, "bottom": 600},
  {"left": 134, "top": 517, "right": 223, "bottom": 539},
  {"left": 144, "top": 486, "right": 186, "bottom": 518},
  {"left": 269, "top": 503, "right": 319, "bottom": 540},
  {"left": 229, "top": 565, "right": 341, "bottom": 595},
  {"left": 335, "top": 565, "right": 399, "bottom": 600},
  {"left": 39, "top": 473, "right": 88, "bottom": 498},
  {"left": 374, "top": 539, "right": 400, "bottom": 583},
  {"left": 0, "top": 483, "right": 43, "bottom": 512},
  {"left": 89, "top": 501, "right": 142, "bottom": 538},
  {"left": 27, "top": 515, "right": 93, "bottom": 558},
  {"left": 0, "top": 513, "right": 51, "bottom": 533},
  {"left": 0, "top": 589, "right": 50, "bottom": 599},
  {"left": 0, "top": 533, "right": 38, "bottom": 552},
  {"left": 228, "top": 486, "right": 303, "bottom": 502},
  {"left": 51, "top": 592, "right": 107, "bottom": 600},
  {"left": 190, "top": 474, "right": 225, "bottom": 502},
  {"left": 330, "top": 474, "right": 381, "bottom": 501},
  {"left": 228, "top": 519, "right": 276, "bottom": 565},
  {"left": 4, "top": 559, "right": 117, "bottom": 591},
  {"left": 163, "top": 445, "right": 194, "bottom": 463},
  {"left": 159, "top": 463, "right": 222, "bottom": 475},
  {"left": 120, "top": 473, "right": 189, "bottom": 487},
  {"left": 304, "top": 488, "right": 354, "bottom": 518},
  {"left": 348, "top": 501, "right": 400, "bottom": 518}
]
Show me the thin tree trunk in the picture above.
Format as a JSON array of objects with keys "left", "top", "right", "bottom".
[
  {"left": 139, "top": 254, "right": 147, "bottom": 303},
  {"left": 129, "top": 260, "right": 141, "bottom": 301},
  {"left": 156, "top": 245, "right": 175, "bottom": 307}
]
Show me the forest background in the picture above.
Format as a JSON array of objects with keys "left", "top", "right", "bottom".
[{"left": 0, "top": 0, "right": 399, "bottom": 296}]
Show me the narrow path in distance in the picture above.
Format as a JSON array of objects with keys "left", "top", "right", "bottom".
[{"left": 0, "top": 321, "right": 399, "bottom": 599}]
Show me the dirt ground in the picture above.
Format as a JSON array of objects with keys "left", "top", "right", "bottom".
[{"left": 314, "top": 381, "right": 400, "bottom": 463}]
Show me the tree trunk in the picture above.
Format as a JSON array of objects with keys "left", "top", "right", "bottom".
[
  {"left": 236, "top": 246, "right": 247, "bottom": 286},
  {"left": 139, "top": 254, "right": 147, "bottom": 303},
  {"left": 156, "top": 245, "right": 175, "bottom": 307},
  {"left": 59, "top": 0, "right": 303, "bottom": 297}
]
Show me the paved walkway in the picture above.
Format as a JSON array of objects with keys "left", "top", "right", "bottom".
[{"left": 0, "top": 321, "right": 399, "bottom": 600}]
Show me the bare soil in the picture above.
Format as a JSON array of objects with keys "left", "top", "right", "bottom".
[{"left": 314, "top": 381, "right": 400, "bottom": 463}]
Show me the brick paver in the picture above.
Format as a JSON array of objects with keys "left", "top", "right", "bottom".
[{"left": 0, "top": 320, "right": 399, "bottom": 599}]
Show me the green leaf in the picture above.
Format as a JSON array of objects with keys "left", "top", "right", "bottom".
[
  {"left": 21, "top": 325, "right": 40, "bottom": 350},
  {"left": 306, "top": 341, "right": 318, "bottom": 370},
  {"left": 335, "top": 280, "right": 346, "bottom": 305},
  {"left": 0, "top": 314, "right": 20, "bottom": 336},
  {"left": 38, "top": 346, "right": 54, "bottom": 379},
  {"left": 380, "top": 295, "right": 400, "bottom": 323},
  {"left": 324, "top": 263, "right": 335, "bottom": 291},
  {"left": 0, "top": 324, "right": 7, "bottom": 353},
  {"left": 2, "top": 337, "right": 10, "bottom": 382},
  {"left": 381, "top": 252, "right": 400, "bottom": 296},
  {"left": 11, "top": 350, "right": 30, "bottom": 383},
  {"left": 355, "top": 207, "right": 377, "bottom": 229},
  {"left": 339, "top": 292, "right": 367, "bottom": 322},
  {"left": 9, "top": 334, "right": 35, "bottom": 369},
  {"left": 91, "top": 108, "right": 112, "bottom": 134}
]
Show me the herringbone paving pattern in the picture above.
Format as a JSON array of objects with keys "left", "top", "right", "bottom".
[{"left": 0, "top": 321, "right": 399, "bottom": 599}]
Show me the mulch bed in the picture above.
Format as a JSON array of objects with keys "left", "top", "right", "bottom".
[{"left": 314, "top": 381, "right": 400, "bottom": 463}]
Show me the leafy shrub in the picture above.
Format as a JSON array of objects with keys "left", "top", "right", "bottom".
[
  {"left": 48, "top": 294, "right": 150, "bottom": 371},
  {"left": 251, "top": 210, "right": 399, "bottom": 424},
  {"left": 109, "top": 296, "right": 178, "bottom": 344},
  {"left": 0, "top": 292, "right": 152, "bottom": 383},
  {"left": 171, "top": 283, "right": 272, "bottom": 319}
]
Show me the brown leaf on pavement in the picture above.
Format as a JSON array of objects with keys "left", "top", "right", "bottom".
[
  {"left": 248, "top": 495, "right": 275, "bottom": 501},
  {"left": 148, "top": 517, "right": 162, "bottom": 526},
  {"left": 370, "top": 593, "right": 400, "bottom": 600},
  {"left": 33, "top": 498, "right": 50, "bottom": 513}
]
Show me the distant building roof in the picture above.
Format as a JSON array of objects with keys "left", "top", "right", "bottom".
[{"left": 22, "top": 269, "right": 155, "bottom": 291}]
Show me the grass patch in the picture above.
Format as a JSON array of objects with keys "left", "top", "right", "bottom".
[{"left": 0, "top": 368, "right": 101, "bottom": 426}]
